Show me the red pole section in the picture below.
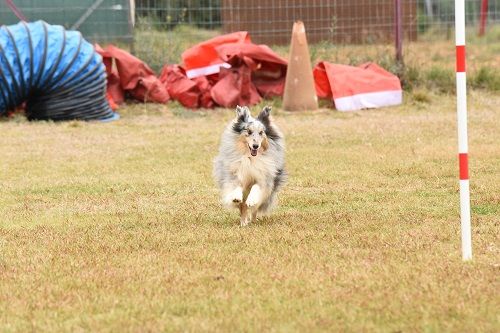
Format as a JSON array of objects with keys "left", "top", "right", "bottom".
[
  {"left": 455, "top": 0, "right": 472, "bottom": 261},
  {"left": 4, "top": 0, "right": 28, "bottom": 22},
  {"left": 479, "top": 0, "right": 489, "bottom": 36}
]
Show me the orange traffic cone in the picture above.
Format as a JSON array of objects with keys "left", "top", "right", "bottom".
[{"left": 283, "top": 21, "right": 318, "bottom": 111}]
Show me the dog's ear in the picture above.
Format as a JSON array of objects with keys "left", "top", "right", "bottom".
[
  {"left": 235, "top": 105, "right": 250, "bottom": 121},
  {"left": 233, "top": 106, "right": 250, "bottom": 134},
  {"left": 258, "top": 106, "right": 280, "bottom": 141},
  {"left": 257, "top": 106, "right": 271, "bottom": 121}
]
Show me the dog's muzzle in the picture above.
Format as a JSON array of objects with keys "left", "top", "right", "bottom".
[{"left": 250, "top": 144, "right": 259, "bottom": 156}]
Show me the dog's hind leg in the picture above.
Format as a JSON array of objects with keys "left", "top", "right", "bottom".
[{"left": 251, "top": 210, "right": 258, "bottom": 223}]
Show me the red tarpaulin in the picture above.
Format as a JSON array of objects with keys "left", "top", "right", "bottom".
[
  {"left": 158, "top": 65, "right": 215, "bottom": 109},
  {"left": 98, "top": 33, "right": 401, "bottom": 111},
  {"left": 181, "top": 31, "right": 251, "bottom": 79},
  {"left": 96, "top": 44, "right": 170, "bottom": 105},
  {"left": 209, "top": 42, "right": 287, "bottom": 107},
  {"left": 314, "top": 61, "right": 402, "bottom": 111},
  {"left": 158, "top": 35, "right": 287, "bottom": 108}
]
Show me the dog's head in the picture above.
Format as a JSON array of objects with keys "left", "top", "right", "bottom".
[{"left": 232, "top": 105, "right": 277, "bottom": 157}]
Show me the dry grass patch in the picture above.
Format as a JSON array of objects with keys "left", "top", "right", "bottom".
[{"left": 0, "top": 92, "right": 499, "bottom": 332}]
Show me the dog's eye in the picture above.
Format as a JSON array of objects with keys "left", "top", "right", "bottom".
[
  {"left": 259, "top": 131, "right": 264, "bottom": 135},
  {"left": 247, "top": 130, "right": 253, "bottom": 135}
]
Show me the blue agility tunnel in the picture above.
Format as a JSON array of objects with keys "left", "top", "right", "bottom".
[{"left": 0, "top": 21, "right": 118, "bottom": 121}]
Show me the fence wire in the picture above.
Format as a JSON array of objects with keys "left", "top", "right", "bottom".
[
  {"left": 135, "top": 0, "right": 500, "bottom": 42},
  {"left": 132, "top": 0, "right": 500, "bottom": 70},
  {"left": 1, "top": 1, "right": 499, "bottom": 44},
  {"left": 1, "top": 0, "right": 499, "bottom": 71}
]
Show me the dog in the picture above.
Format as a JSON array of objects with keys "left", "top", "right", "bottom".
[{"left": 213, "top": 105, "right": 287, "bottom": 226}]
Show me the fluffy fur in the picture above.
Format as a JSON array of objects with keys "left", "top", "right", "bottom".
[{"left": 213, "top": 105, "right": 287, "bottom": 226}]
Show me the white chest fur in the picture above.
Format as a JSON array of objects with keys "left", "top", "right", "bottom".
[{"left": 231, "top": 155, "right": 273, "bottom": 188}]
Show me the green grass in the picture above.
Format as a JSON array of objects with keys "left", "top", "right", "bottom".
[
  {"left": 471, "top": 67, "right": 500, "bottom": 91},
  {"left": 0, "top": 90, "right": 499, "bottom": 331}
]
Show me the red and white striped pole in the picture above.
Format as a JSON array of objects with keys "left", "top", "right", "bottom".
[{"left": 455, "top": 0, "right": 472, "bottom": 261}]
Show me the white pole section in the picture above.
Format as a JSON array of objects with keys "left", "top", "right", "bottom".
[{"left": 455, "top": 0, "right": 472, "bottom": 261}]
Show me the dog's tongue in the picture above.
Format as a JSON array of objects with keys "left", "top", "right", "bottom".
[{"left": 250, "top": 149, "right": 258, "bottom": 156}]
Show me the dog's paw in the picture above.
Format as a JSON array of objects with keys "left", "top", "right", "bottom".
[
  {"left": 224, "top": 187, "right": 243, "bottom": 205},
  {"left": 246, "top": 185, "right": 261, "bottom": 207},
  {"left": 246, "top": 195, "right": 259, "bottom": 207},
  {"left": 240, "top": 214, "right": 252, "bottom": 227}
]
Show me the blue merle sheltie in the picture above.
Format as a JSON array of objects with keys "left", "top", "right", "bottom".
[{"left": 213, "top": 105, "right": 287, "bottom": 226}]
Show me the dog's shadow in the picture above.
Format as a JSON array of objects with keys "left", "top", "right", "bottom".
[
  {"left": 252, "top": 215, "right": 283, "bottom": 227},
  {"left": 213, "top": 211, "right": 287, "bottom": 228}
]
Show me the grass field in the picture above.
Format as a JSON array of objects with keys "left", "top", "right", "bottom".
[{"left": 0, "top": 88, "right": 499, "bottom": 331}]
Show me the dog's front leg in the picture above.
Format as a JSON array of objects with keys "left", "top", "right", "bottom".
[
  {"left": 245, "top": 184, "right": 262, "bottom": 207},
  {"left": 239, "top": 202, "right": 251, "bottom": 226},
  {"left": 222, "top": 185, "right": 243, "bottom": 207},
  {"left": 246, "top": 184, "right": 264, "bottom": 224}
]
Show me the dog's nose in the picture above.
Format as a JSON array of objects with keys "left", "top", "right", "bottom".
[{"left": 252, "top": 144, "right": 259, "bottom": 149}]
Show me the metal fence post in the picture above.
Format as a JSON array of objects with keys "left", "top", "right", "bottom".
[{"left": 394, "top": 0, "right": 403, "bottom": 65}]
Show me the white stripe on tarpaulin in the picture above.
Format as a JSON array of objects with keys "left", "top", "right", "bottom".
[
  {"left": 455, "top": 0, "right": 472, "bottom": 261},
  {"left": 333, "top": 90, "right": 402, "bottom": 112},
  {"left": 186, "top": 63, "right": 232, "bottom": 79}
]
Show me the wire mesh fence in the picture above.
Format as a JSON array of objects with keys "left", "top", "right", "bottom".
[
  {"left": 135, "top": 0, "right": 500, "bottom": 41},
  {"left": 136, "top": 0, "right": 418, "bottom": 44},
  {"left": 0, "top": 0, "right": 133, "bottom": 43},
  {"left": 2, "top": 1, "right": 498, "bottom": 44},
  {"left": 1, "top": 0, "right": 499, "bottom": 71},
  {"left": 132, "top": 0, "right": 500, "bottom": 71}
]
